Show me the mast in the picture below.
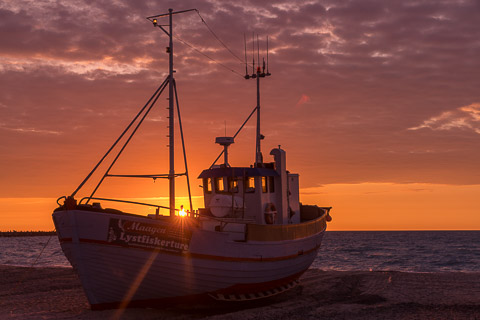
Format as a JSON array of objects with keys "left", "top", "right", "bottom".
[
  {"left": 246, "top": 35, "right": 269, "bottom": 166},
  {"left": 147, "top": 8, "right": 196, "bottom": 216},
  {"left": 66, "top": 10, "right": 195, "bottom": 215},
  {"left": 210, "top": 35, "right": 272, "bottom": 168},
  {"left": 255, "top": 66, "right": 262, "bottom": 164},
  {"left": 168, "top": 8, "right": 175, "bottom": 217}
]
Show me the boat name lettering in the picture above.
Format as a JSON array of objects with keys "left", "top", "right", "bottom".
[
  {"left": 124, "top": 221, "right": 166, "bottom": 235},
  {"left": 106, "top": 218, "right": 191, "bottom": 253},
  {"left": 118, "top": 232, "right": 189, "bottom": 251}
]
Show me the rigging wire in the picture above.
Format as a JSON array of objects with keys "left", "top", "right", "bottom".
[
  {"left": 173, "top": 10, "right": 263, "bottom": 78},
  {"left": 173, "top": 79, "right": 193, "bottom": 213},
  {"left": 86, "top": 79, "right": 169, "bottom": 203},
  {"left": 174, "top": 34, "right": 245, "bottom": 78},
  {"left": 70, "top": 78, "right": 169, "bottom": 198},
  {"left": 196, "top": 10, "right": 245, "bottom": 65},
  {"left": 210, "top": 105, "right": 258, "bottom": 168}
]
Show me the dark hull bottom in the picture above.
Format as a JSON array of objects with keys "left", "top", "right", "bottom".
[{"left": 90, "top": 269, "right": 307, "bottom": 310}]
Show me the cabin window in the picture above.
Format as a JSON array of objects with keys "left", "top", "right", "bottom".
[
  {"left": 261, "top": 176, "right": 267, "bottom": 193},
  {"left": 228, "top": 177, "right": 239, "bottom": 193},
  {"left": 215, "top": 177, "right": 225, "bottom": 192},
  {"left": 269, "top": 176, "right": 275, "bottom": 193},
  {"left": 203, "top": 178, "right": 212, "bottom": 193},
  {"left": 245, "top": 176, "right": 255, "bottom": 193}
]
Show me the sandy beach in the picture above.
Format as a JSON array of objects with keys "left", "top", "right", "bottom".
[{"left": 1, "top": 265, "right": 479, "bottom": 320}]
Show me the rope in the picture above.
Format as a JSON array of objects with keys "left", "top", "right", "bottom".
[
  {"left": 2, "top": 230, "right": 57, "bottom": 308},
  {"left": 30, "top": 231, "right": 55, "bottom": 267}
]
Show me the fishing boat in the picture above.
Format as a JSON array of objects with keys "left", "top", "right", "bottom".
[{"left": 52, "top": 9, "right": 332, "bottom": 310}]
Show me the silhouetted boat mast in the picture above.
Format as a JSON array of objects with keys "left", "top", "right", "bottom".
[
  {"left": 148, "top": 8, "right": 197, "bottom": 216},
  {"left": 67, "top": 9, "right": 197, "bottom": 214}
]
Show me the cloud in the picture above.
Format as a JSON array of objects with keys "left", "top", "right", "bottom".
[
  {"left": 409, "top": 103, "right": 480, "bottom": 134},
  {"left": 295, "top": 94, "right": 310, "bottom": 108},
  {"left": 0, "top": 56, "right": 149, "bottom": 76},
  {"left": 1, "top": 0, "right": 480, "bottom": 198},
  {"left": 0, "top": 124, "right": 61, "bottom": 135}
]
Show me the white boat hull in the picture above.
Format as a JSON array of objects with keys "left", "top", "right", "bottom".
[{"left": 53, "top": 208, "right": 326, "bottom": 309}]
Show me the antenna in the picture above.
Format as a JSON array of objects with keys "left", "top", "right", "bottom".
[
  {"left": 266, "top": 36, "right": 270, "bottom": 76},
  {"left": 252, "top": 32, "right": 256, "bottom": 78},
  {"left": 244, "top": 33, "right": 250, "bottom": 79},
  {"left": 243, "top": 34, "right": 272, "bottom": 78},
  {"left": 257, "top": 34, "right": 260, "bottom": 73},
  {"left": 210, "top": 34, "right": 273, "bottom": 167}
]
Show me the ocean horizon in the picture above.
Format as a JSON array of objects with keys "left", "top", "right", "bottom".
[{"left": 1, "top": 230, "right": 478, "bottom": 272}]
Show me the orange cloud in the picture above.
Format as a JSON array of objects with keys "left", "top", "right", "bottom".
[{"left": 409, "top": 103, "right": 480, "bottom": 134}]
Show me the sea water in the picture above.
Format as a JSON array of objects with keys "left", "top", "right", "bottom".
[
  {"left": 312, "top": 231, "right": 480, "bottom": 272},
  {"left": 0, "top": 236, "right": 70, "bottom": 268},
  {"left": 1, "top": 231, "right": 479, "bottom": 272}
]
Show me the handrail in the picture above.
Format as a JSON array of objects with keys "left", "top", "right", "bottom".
[
  {"left": 79, "top": 197, "right": 177, "bottom": 212},
  {"left": 105, "top": 173, "right": 186, "bottom": 179},
  {"left": 57, "top": 196, "right": 66, "bottom": 206}
]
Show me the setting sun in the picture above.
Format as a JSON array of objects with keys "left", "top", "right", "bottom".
[{"left": 178, "top": 206, "right": 187, "bottom": 217}]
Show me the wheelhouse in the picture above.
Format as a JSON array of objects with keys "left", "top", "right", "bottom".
[{"left": 198, "top": 148, "right": 301, "bottom": 225}]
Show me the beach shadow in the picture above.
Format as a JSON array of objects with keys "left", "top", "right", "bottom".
[
  {"left": 301, "top": 272, "right": 388, "bottom": 307},
  {"left": 152, "top": 286, "right": 304, "bottom": 318}
]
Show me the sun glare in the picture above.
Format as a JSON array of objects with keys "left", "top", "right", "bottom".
[{"left": 178, "top": 206, "right": 187, "bottom": 217}]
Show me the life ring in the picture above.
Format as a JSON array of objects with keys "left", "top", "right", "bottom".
[{"left": 264, "top": 203, "right": 277, "bottom": 224}]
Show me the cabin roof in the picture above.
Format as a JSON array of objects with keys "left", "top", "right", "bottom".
[{"left": 198, "top": 167, "right": 279, "bottom": 179}]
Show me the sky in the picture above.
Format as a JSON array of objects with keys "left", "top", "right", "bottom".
[{"left": 1, "top": 0, "right": 479, "bottom": 231}]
